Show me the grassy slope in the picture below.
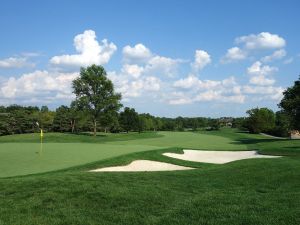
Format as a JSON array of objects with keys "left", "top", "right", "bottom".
[
  {"left": 199, "top": 128, "right": 300, "bottom": 156},
  {"left": 0, "top": 129, "right": 299, "bottom": 225}
]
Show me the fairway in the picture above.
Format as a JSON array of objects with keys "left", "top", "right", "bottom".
[{"left": 0, "top": 130, "right": 248, "bottom": 177}]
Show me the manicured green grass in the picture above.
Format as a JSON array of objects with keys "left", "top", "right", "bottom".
[
  {"left": 113, "top": 131, "right": 248, "bottom": 150},
  {"left": 200, "top": 128, "right": 300, "bottom": 156},
  {"left": 0, "top": 130, "right": 248, "bottom": 177},
  {"left": 0, "top": 129, "right": 299, "bottom": 225},
  {"left": 0, "top": 131, "right": 163, "bottom": 143},
  {"left": 0, "top": 143, "right": 162, "bottom": 178}
]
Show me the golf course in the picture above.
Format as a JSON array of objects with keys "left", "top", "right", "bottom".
[{"left": 0, "top": 128, "right": 299, "bottom": 225}]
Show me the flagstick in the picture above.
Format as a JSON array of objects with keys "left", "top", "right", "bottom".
[{"left": 40, "top": 129, "right": 43, "bottom": 156}]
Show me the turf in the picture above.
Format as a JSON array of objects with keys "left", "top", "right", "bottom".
[
  {"left": 0, "top": 130, "right": 248, "bottom": 177},
  {"left": 0, "top": 129, "right": 299, "bottom": 225},
  {"left": 0, "top": 143, "right": 162, "bottom": 178}
]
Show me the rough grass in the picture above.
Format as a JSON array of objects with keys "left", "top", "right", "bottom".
[{"left": 0, "top": 129, "right": 299, "bottom": 225}]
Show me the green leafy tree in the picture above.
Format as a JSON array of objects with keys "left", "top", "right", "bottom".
[
  {"left": 72, "top": 65, "right": 122, "bottom": 136},
  {"left": 119, "top": 107, "right": 139, "bottom": 132},
  {"left": 272, "top": 111, "right": 290, "bottom": 137},
  {"left": 245, "top": 108, "right": 275, "bottom": 134},
  {"left": 279, "top": 76, "right": 300, "bottom": 130},
  {"left": 138, "top": 115, "right": 147, "bottom": 132},
  {"left": 208, "top": 119, "right": 220, "bottom": 130},
  {"left": 232, "top": 117, "right": 247, "bottom": 130},
  {"left": 52, "top": 105, "right": 71, "bottom": 132}
]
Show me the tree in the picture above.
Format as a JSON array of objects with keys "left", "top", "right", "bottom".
[
  {"left": 175, "top": 117, "right": 184, "bottom": 131},
  {"left": 41, "top": 106, "right": 49, "bottom": 113},
  {"left": 72, "top": 65, "right": 122, "bottom": 136},
  {"left": 232, "top": 117, "right": 247, "bottom": 130},
  {"left": 272, "top": 111, "right": 290, "bottom": 137},
  {"left": 279, "top": 76, "right": 300, "bottom": 130},
  {"left": 52, "top": 105, "right": 71, "bottom": 132},
  {"left": 208, "top": 119, "right": 220, "bottom": 130},
  {"left": 245, "top": 108, "right": 275, "bottom": 134},
  {"left": 119, "top": 107, "right": 139, "bottom": 132}
]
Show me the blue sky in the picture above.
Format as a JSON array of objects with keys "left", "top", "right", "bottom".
[{"left": 0, "top": 0, "right": 299, "bottom": 117}]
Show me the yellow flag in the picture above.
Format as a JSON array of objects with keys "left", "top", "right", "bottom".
[{"left": 40, "top": 129, "right": 43, "bottom": 138}]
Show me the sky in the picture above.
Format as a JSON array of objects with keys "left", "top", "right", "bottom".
[{"left": 0, "top": 0, "right": 299, "bottom": 117}]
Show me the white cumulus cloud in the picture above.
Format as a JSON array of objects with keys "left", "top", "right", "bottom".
[
  {"left": 121, "top": 64, "right": 144, "bottom": 79},
  {"left": 221, "top": 47, "right": 247, "bottom": 63},
  {"left": 261, "top": 49, "right": 286, "bottom": 62},
  {"left": 191, "top": 50, "right": 211, "bottom": 72},
  {"left": 247, "top": 61, "right": 278, "bottom": 86},
  {"left": 145, "top": 56, "right": 181, "bottom": 77},
  {"left": 242, "top": 85, "right": 284, "bottom": 101},
  {"left": 50, "top": 30, "right": 117, "bottom": 68},
  {"left": 247, "top": 61, "right": 278, "bottom": 76},
  {"left": 122, "top": 43, "right": 152, "bottom": 63},
  {"left": 236, "top": 32, "right": 286, "bottom": 50},
  {"left": 170, "top": 75, "right": 244, "bottom": 105},
  {"left": 0, "top": 70, "right": 78, "bottom": 100}
]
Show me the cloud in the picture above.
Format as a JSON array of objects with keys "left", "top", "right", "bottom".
[
  {"left": 283, "top": 57, "right": 293, "bottom": 64},
  {"left": 122, "top": 43, "right": 152, "bottom": 63},
  {"left": 0, "top": 70, "right": 78, "bottom": 101},
  {"left": 247, "top": 61, "right": 278, "bottom": 76},
  {"left": 173, "top": 75, "right": 199, "bottom": 89},
  {"left": 221, "top": 47, "right": 247, "bottom": 63},
  {"left": 261, "top": 49, "right": 286, "bottom": 62},
  {"left": 107, "top": 71, "right": 161, "bottom": 99},
  {"left": 122, "top": 43, "right": 182, "bottom": 77},
  {"left": 194, "top": 91, "right": 245, "bottom": 103},
  {"left": 235, "top": 32, "right": 286, "bottom": 50},
  {"left": 170, "top": 75, "right": 244, "bottom": 105},
  {"left": 249, "top": 75, "right": 275, "bottom": 86},
  {"left": 247, "top": 61, "right": 278, "bottom": 86},
  {"left": 121, "top": 64, "right": 144, "bottom": 79},
  {"left": 242, "top": 85, "right": 284, "bottom": 101},
  {"left": 169, "top": 97, "right": 193, "bottom": 105},
  {"left": 191, "top": 50, "right": 211, "bottom": 72},
  {"left": 173, "top": 75, "right": 236, "bottom": 90},
  {"left": 50, "top": 30, "right": 117, "bottom": 68},
  {"left": 145, "top": 56, "right": 181, "bottom": 77},
  {"left": 0, "top": 57, "right": 34, "bottom": 68}
]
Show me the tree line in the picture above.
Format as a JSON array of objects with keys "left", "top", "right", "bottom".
[
  {"left": 0, "top": 65, "right": 299, "bottom": 137},
  {"left": 0, "top": 104, "right": 224, "bottom": 135}
]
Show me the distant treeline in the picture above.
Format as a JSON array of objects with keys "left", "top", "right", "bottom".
[
  {"left": 0, "top": 104, "right": 296, "bottom": 138},
  {"left": 0, "top": 104, "right": 232, "bottom": 136}
]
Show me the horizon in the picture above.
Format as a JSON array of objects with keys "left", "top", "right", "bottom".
[{"left": 0, "top": 0, "right": 299, "bottom": 117}]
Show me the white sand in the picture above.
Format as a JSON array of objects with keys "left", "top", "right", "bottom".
[
  {"left": 90, "top": 160, "right": 194, "bottom": 172},
  {"left": 163, "top": 150, "right": 281, "bottom": 164}
]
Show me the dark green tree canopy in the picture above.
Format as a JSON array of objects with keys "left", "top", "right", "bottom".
[
  {"left": 119, "top": 107, "right": 139, "bottom": 132},
  {"left": 245, "top": 107, "right": 275, "bottom": 134},
  {"left": 72, "top": 65, "right": 122, "bottom": 135},
  {"left": 279, "top": 76, "right": 300, "bottom": 130}
]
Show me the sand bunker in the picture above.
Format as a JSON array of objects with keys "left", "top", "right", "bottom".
[
  {"left": 163, "top": 150, "right": 281, "bottom": 164},
  {"left": 90, "top": 160, "right": 194, "bottom": 172}
]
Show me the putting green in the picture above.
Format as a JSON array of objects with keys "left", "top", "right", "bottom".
[
  {"left": 0, "top": 143, "right": 161, "bottom": 177},
  {"left": 0, "top": 131, "right": 247, "bottom": 177}
]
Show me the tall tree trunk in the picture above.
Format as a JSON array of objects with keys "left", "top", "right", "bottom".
[{"left": 93, "top": 120, "right": 97, "bottom": 136}]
